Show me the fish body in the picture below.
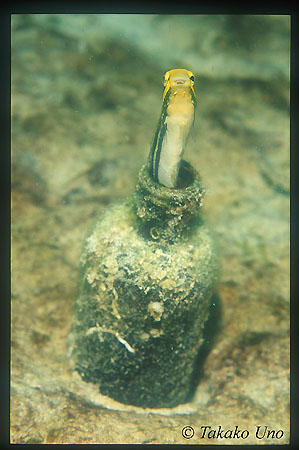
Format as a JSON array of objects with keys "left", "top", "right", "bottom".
[{"left": 148, "top": 69, "right": 196, "bottom": 188}]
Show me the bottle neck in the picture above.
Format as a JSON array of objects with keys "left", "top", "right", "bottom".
[{"left": 133, "top": 160, "right": 205, "bottom": 244}]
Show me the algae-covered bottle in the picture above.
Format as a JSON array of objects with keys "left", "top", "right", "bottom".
[{"left": 70, "top": 69, "right": 218, "bottom": 408}]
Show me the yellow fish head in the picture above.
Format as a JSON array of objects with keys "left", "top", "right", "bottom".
[{"left": 162, "top": 69, "right": 196, "bottom": 102}]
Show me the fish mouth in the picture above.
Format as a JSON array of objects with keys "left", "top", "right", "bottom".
[{"left": 173, "top": 79, "right": 189, "bottom": 85}]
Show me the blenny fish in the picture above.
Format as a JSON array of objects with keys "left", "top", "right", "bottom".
[{"left": 148, "top": 69, "right": 196, "bottom": 188}]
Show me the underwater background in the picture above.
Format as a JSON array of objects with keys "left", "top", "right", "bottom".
[{"left": 11, "top": 14, "right": 289, "bottom": 444}]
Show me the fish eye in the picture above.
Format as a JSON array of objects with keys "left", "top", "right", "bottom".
[{"left": 190, "top": 75, "right": 195, "bottom": 82}]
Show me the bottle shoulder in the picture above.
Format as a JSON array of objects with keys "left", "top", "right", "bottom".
[{"left": 82, "top": 201, "right": 218, "bottom": 289}]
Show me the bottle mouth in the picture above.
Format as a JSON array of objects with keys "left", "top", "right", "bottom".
[
  {"left": 134, "top": 161, "right": 204, "bottom": 243},
  {"left": 176, "top": 160, "right": 195, "bottom": 189},
  {"left": 139, "top": 159, "right": 202, "bottom": 203},
  {"left": 145, "top": 159, "right": 197, "bottom": 193}
]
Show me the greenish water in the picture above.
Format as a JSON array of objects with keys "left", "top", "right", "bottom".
[{"left": 11, "top": 14, "right": 290, "bottom": 444}]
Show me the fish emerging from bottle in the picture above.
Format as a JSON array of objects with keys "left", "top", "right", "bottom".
[{"left": 148, "top": 69, "right": 196, "bottom": 188}]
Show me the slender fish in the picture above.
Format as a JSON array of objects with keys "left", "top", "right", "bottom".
[{"left": 148, "top": 69, "right": 196, "bottom": 188}]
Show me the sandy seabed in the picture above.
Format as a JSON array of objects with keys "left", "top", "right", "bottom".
[{"left": 11, "top": 14, "right": 289, "bottom": 444}]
